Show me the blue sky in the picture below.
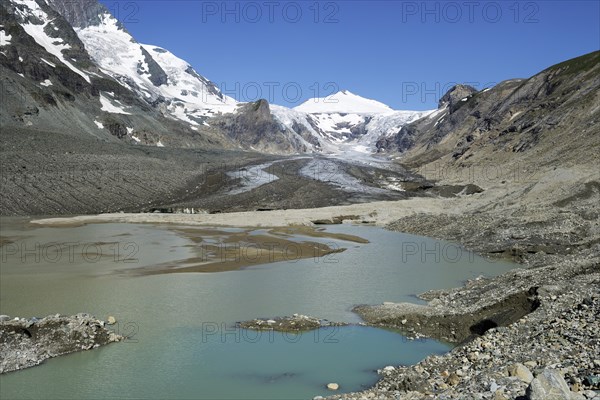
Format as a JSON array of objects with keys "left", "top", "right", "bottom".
[{"left": 101, "top": 1, "right": 600, "bottom": 110}]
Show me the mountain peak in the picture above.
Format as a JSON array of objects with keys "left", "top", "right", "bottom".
[{"left": 294, "top": 90, "right": 393, "bottom": 114}]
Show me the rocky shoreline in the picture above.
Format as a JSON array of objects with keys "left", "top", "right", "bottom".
[
  {"left": 0, "top": 314, "right": 123, "bottom": 374},
  {"left": 321, "top": 179, "right": 600, "bottom": 399},
  {"left": 328, "top": 271, "right": 599, "bottom": 400}
]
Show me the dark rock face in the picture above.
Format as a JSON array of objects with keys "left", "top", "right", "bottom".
[
  {"left": 291, "top": 120, "right": 321, "bottom": 148},
  {"left": 139, "top": 46, "right": 168, "bottom": 87},
  {"left": 46, "top": 0, "right": 114, "bottom": 28},
  {"left": 438, "top": 84, "right": 478, "bottom": 111},
  {"left": 184, "top": 66, "right": 224, "bottom": 100},
  {"left": 1, "top": 0, "right": 97, "bottom": 75},
  {"left": 213, "top": 99, "right": 308, "bottom": 153}
]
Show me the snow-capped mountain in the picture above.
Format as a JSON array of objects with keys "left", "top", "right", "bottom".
[
  {"left": 48, "top": 0, "right": 238, "bottom": 125},
  {"left": 1, "top": 0, "right": 432, "bottom": 155},
  {"left": 272, "top": 90, "right": 433, "bottom": 153},
  {"left": 294, "top": 90, "right": 393, "bottom": 114}
]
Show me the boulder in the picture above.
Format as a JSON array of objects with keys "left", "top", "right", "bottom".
[
  {"left": 526, "top": 369, "right": 572, "bottom": 400},
  {"left": 508, "top": 363, "right": 534, "bottom": 383},
  {"left": 326, "top": 383, "right": 339, "bottom": 391}
]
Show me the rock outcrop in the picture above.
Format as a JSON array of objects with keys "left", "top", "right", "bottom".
[{"left": 0, "top": 313, "right": 124, "bottom": 374}]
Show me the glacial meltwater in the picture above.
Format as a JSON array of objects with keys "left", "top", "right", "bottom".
[{"left": 0, "top": 218, "right": 518, "bottom": 399}]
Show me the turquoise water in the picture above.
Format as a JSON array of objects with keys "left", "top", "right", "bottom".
[{"left": 0, "top": 219, "right": 517, "bottom": 399}]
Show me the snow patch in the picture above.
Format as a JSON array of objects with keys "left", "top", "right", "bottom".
[
  {"left": 0, "top": 30, "right": 12, "bottom": 46},
  {"left": 41, "top": 58, "right": 55, "bottom": 67},
  {"left": 40, "top": 79, "right": 52, "bottom": 87},
  {"left": 156, "top": 141, "right": 165, "bottom": 147},
  {"left": 94, "top": 120, "right": 104, "bottom": 129},
  {"left": 99, "top": 93, "right": 131, "bottom": 114}
]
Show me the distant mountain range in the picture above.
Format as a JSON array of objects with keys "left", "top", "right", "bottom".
[
  {"left": 1, "top": 0, "right": 598, "bottom": 166},
  {"left": 0, "top": 0, "right": 430, "bottom": 154}
]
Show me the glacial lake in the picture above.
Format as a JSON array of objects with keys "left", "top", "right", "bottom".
[{"left": 0, "top": 218, "right": 518, "bottom": 399}]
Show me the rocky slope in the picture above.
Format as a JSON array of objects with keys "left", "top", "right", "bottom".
[
  {"left": 377, "top": 51, "right": 600, "bottom": 174},
  {"left": 0, "top": 0, "right": 429, "bottom": 156},
  {"left": 0, "top": 0, "right": 324, "bottom": 154}
]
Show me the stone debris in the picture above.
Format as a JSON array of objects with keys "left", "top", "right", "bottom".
[
  {"left": 239, "top": 314, "right": 347, "bottom": 332},
  {"left": 0, "top": 313, "right": 124, "bottom": 374}
]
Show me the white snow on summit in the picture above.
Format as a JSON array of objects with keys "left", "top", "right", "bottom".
[
  {"left": 273, "top": 90, "right": 433, "bottom": 153},
  {"left": 294, "top": 90, "right": 393, "bottom": 114}
]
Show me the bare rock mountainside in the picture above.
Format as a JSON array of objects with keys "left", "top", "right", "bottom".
[{"left": 377, "top": 51, "right": 600, "bottom": 178}]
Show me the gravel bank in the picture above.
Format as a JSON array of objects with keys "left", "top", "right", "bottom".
[{"left": 322, "top": 165, "right": 599, "bottom": 399}]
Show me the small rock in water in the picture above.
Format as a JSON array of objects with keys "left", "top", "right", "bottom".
[
  {"left": 0, "top": 315, "right": 10, "bottom": 322},
  {"left": 326, "top": 383, "right": 339, "bottom": 391},
  {"left": 107, "top": 316, "right": 116, "bottom": 325}
]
